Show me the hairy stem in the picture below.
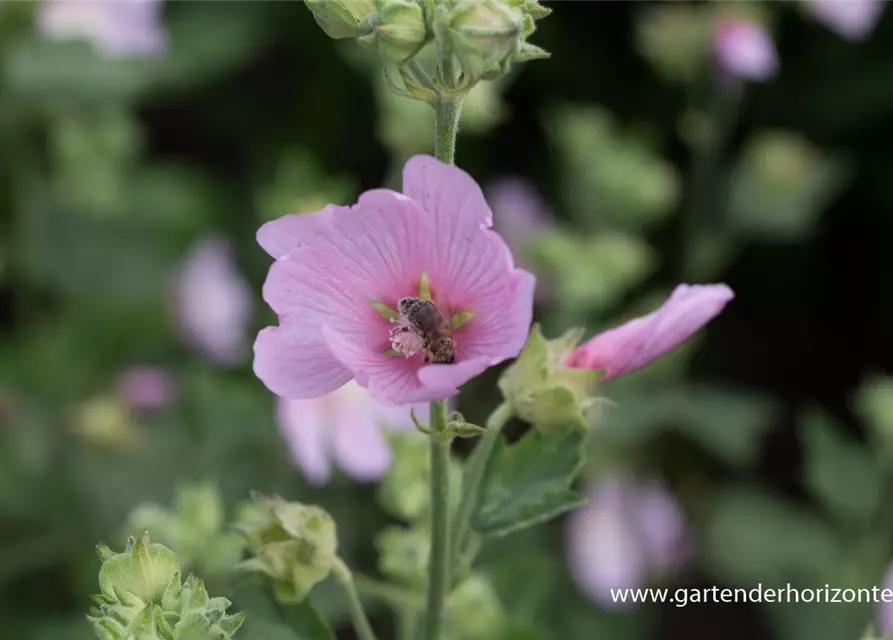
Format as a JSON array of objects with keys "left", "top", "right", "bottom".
[
  {"left": 424, "top": 399, "right": 452, "bottom": 640},
  {"left": 333, "top": 558, "right": 379, "bottom": 640},
  {"left": 449, "top": 402, "right": 512, "bottom": 580},
  {"left": 434, "top": 98, "right": 462, "bottom": 165}
]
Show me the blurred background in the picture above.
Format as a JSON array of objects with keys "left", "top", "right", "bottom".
[{"left": 3, "top": 1, "right": 893, "bottom": 639}]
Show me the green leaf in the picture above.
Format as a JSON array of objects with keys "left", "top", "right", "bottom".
[
  {"left": 278, "top": 599, "right": 335, "bottom": 640},
  {"left": 471, "top": 429, "right": 586, "bottom": 537},
  {"left": 801, "top": 409, "right": 883, "bottom": 525},
  {"left": 234, "top": 587, "right": 334, "bottom": 640}
]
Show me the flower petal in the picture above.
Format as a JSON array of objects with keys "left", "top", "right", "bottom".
[
  {"left": 254, "top": 325, "right": 353, "bottom": 399},
  {"left": 402, "top": 155, "right": 493, "bottom": 231},
  {"left": 331, "top": 404, "right": 393, "bottom": 483},
  {"left": 256, "top": 208, "right": 331, "bottom": 259},
  {"left": 322, "top": 326, "right": 445, "bottom": 404},
  {"left": 714, "top": 20, "right": 779, "bottom": 82},
  {"left": 809, "top": 0, "right": 885, "bottom": 41},
  {"left": 567, "top": 283, "right": 734, "bottom": 380},
  {"left": 277, "top": 398, "right": 332, "bottom": 485},
  {"left": 417, "top": 356, "right": 493, "bottom": 397}
]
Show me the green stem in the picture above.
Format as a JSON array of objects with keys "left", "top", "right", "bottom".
[
  {"left": 449, "top": 402, "right": 512, "bottom": 580},
  {"left": 399, "top": 610, "right": 420, "bottom": 640},
  {"left": 434, "top": 99, "right": 462, "bottom": 165},
  {"left": 333, "top": 558, "right": 379, "bottom": 640},
  {"left": 424, "top": 399, "right": 452, "bottom": 640},
  {"left": 355, "top": 575, "right": 426, "bottom": 612}
]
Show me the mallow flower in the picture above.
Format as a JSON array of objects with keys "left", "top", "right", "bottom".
[
  {"left": 713, "top": 19, "right": 779, "bottom": 82},
  {"left": 254, "top": 155, "right": 535, "bottom": 405},
  {"left": 175, "top": 235, "right": 253, "bottom": 366},
  {"left": 807, "top": 0, "right": 885, "bottom": 41},
  {"left": 565, "top": 473, "right": 690, "bottom": 609},
  {"left": 277, "top": 380, "right": 427, "bottom": 485},
  {"left": 115, "top": 366, "right": 176, "bottom": 412},
  {"left": 566, "top": 284, "right": 734, "bottom": 380},
  {"left": 37, "top": 0, "right": 167, "bottom": 58}
]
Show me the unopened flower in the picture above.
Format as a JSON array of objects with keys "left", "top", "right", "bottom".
[
  {"left": 254, "top": 155, "right": 535, "bottom": 405},
  {"left": 565, "top": 473, "right": 690, "bottom": 609},
  {"left": 115, "top": 366, "right": 176, "bottom": 412},
  {"left": 37, "top": 0, "right": 167, "bottom": 58},
  {"left": 566, "top": 284, "right": 734, "bottom": 380},
  {"left": 277, "top": 380, "right": 427, "bottom": 485},
  {"left": 807, "top": 0, "right": 885, "bottom": 41},
  {"left": 486, "top": 176, "right": 553, "bottom": 300},
  {"left": 713, "top": 19, "right": 779, "bottom": 82},
  {"left": 175, "top": 235, "right": 253, "bottom": 367}
]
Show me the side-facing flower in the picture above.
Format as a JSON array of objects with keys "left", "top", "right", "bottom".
[
  {"left": 564, "top": 473, "right": 690, "bottom": 609},
  {"left": 175, "top": 235, "right": 253, "bottom": 367},
  {"left": 277, "top": 380, "right": 428, "bottom": 485},
  {"left": 807, "top": 0, "right": 885, "bottom": 41},
  {"left": 254, "top": 155, "right": 535, "bottom": 405},
  {"left": 566, "top": 283, "right": 734, "bottom": 380},
  {"left": 37, "top": 0, "right": 167, "bottom": 58},
  {"left": 713, "top": 19, "right": 779, "bottom": 82}
]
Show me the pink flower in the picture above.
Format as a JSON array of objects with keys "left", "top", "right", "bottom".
[
  {"left": 566, "top": 283, "right": 734, "bottom": 380},
  {"left": 277, "top": 381, "right": 426, "bottom": 485},
  {"left": 37, "top": 0, "right": 167, "bottom": 58},
  {"left": 254, "top": 155, "right": 535, "bottom": 405},
  {"left": 713, "top": 19, "right": 779, "bottom": 82},
  {"left": 115, "top": 366, "right": 176, "bottom": 412},
  {"left": 879, "top": 563, "right": 893, "bottom": 633},
  {"left": 565, "top": 473, "right": 690, "bottom": 609},
  {"left": 175, "top": 235, "right": 253, "bottom": 366},
  {"left": 808, "top": 0, "right": 885, "bottom": 41},
  {"left": 486, "top": 176, "right": 553, "bottom": 300}
]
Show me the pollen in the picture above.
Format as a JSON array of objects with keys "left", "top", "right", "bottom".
[{"left": 389, "top": 321, "right": 425, "bottom": 357}]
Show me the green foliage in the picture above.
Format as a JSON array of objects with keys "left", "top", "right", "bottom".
[{"left": 472, "top": 429, "right": 586, "bottom": 537}]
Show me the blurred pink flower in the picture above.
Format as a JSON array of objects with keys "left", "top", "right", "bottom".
[
  {"left": 808, "top": 0, "right": 885, "bottom": 41},
  {"left": 566, "top": 283, "right": 734, "bottom": 380},
  {"left": 486, "top": 176, "right": 553, "bottom": 300},
  {"left": 254, "top": 155, "right": 535, "bottom": 405},
  {"left": 115, "top": 366, "right": 175, "bottom": 412},
  {"left": 176, "top": 235, "right": 253, "bottom": 366},
  {"left": 565, "top": 473, "right": 690, "bottom": 609},
  {"left": 713, "top": 19, "right": 779, "bottom": 82},
  {"left": 880, "top": 563, "right": 893, "bottom": 633},
  {"left": 37, "top": 0, "right": 167, "bottom": 58},
  {"left": 277, "top": 380, "right": 427, "bottom": 485}
]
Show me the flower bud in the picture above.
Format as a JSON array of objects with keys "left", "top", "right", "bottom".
[
  {"left": 235, "top": 493, "right": 337, "bottom": 603},
  {"left": 438, "top": 0, "right": 524, "bottom": 81},
  {"left": 303, "top": 0, "right": 375, "bottom": 39},
  {"left": 498, "top": 325, "right": 601, "bottom": 432},
  {"left": 363, "top": 0, "right": 429, "bottom": 64},
  {"left": 88, "top": 534, "right": 245, "bottom": 639},
  {"left": 375, "top": 525, "right": 429, "bottom": 586},
  {"left": 446, "top": 575, "right": 506, "bottom": 640}
]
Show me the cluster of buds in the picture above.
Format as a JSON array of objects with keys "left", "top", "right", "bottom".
[
  {"left": 234, "top": 493, "right": 338, "bottom": 603},
  {"left": 88, "top": 534, "right": 245, "bottom": 640},
  {"left": 304, "top": 0, "right": 551, "bottom": 96}
]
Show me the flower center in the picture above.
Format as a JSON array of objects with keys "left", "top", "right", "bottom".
[{"left": 389, "top": 320, "right": 426, "bottom": 357}]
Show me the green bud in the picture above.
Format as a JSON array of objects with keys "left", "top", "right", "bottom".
[
  {"left": 439, "top": 0, "right": 524, "bottom": 81},
  {"left": 303, "top": 0, "right": 375, "bottom": 39},
  {"left": 498, "top": 325, "right": 601, "bottom": 432},
  {"left": 88, "top": 534, "right": 245, "bottom": 639},
  {"left": 446, "top": 574, "right": 505, "bottom": 640},
  {"left": 364, "top": 0, "right": 430, "bottom": 64},
  {"left": 235, "top": 494, "right": 337, "bottom": 603},
  {"left": 375, "top": 525, "right": 429, "bottom": 586}
]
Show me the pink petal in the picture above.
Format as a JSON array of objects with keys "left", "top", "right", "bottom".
[
  {"left": 402, "top": 155, "right": 493, "bottom": 231},
  {"left": 564, "top": 478, "right": 648, "bottom": 608},
  {"left": 254, "top": 326, "right": 353, "bottom": 399},
  {"left": 331, "top": 403, "right": 393, "bottom": 482},
  {"left": 256, "top": 209, "right": 329, "bottom": 260},
  {"left": 417, "top": 356, "right": 494, "bottom": 397},
  {"left": 115, "top": 366, "right": 176, "bottom": 412},
  {"left": 879, "top": 563, "right": 893, "bottom": 633},
  {"left": 567, "top": 283, "right": 734, "bottom": 380},
  {"left": 277, "top": 397, "right": 332, "bottom": 485},
  {"left": 809, "top": 0, "right": 885, "bottom": 41},
  {"left": 630, "top": 480, "right": 690, "bottom": 573},
  {"left": 714, "top": 20, "right": 779, "bottom": 82},
  {"left": 375, "top": 399, "right": 430, "bottom": 432},
  {"left": 322, "top": 326, "right": 443, "bottom": 404}
]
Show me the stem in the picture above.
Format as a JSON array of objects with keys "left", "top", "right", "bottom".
[
  {"left": 424, "top": 399, "right": 451, "bottom": 640},
  {"left": 355, "top": 575, "right": 426, "bottom": 612},
  {"left": 434, "top": 99, "right": 462, "bottom": 165},
  {"left": 449, "top": 402, "right": 512, "bottom": 580},
  {"left": 399, "top": 611, "right": 420, "bottom": 640},
  {"left": 333, "top": 558, "right": 379, "bottom": 640}
]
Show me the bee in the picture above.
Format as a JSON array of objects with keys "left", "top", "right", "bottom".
[{"left": 396, "top": 297, "right": 457, "bottom": 364}]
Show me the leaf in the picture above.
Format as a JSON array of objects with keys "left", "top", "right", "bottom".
[
  {"left": 801, "top": 409, "right": 883, "bottom": 525},
  {"left": 234, "top": 587, "right": 334, "bottom": 640},
  {"left": 471, "top": 429, "right": 586, "bottom": 537}
]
